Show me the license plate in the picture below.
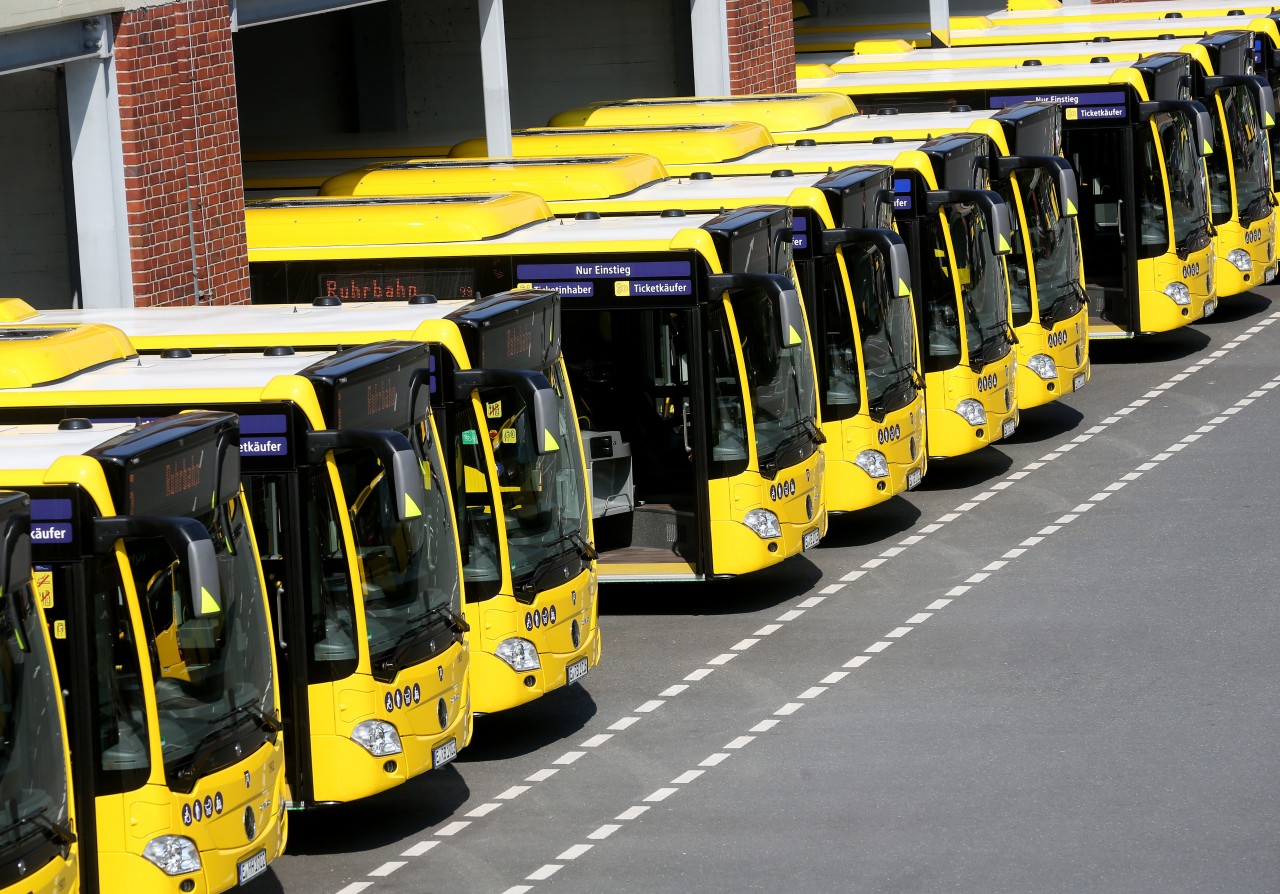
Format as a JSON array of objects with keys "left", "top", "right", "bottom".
[
  {"left": 1203, "top": 299, "right": 1216, "bottom": 319},
  {"left": 906, "top": 468, "right": 923, "bottom": 491},
  {"left": 1073, "top": 372, "right": 1086, "bottom": 393},
  {"left": 432, "top": 738, "right": 458, "bottom": 769},
  {"left": 566, "top": 657, "right": 589, "bottom": 685},
  {"left": 1002, "top": 419, "right": 1017, "bottom": 440},
  {"left": 237, "top": 850, "right": 268, "bottom": 886},
  {"left": 1266, "top": 266, "right": 1276, "bottom": 283},
  {"left": 802, "top": 528, "right": 821, "bottom": 551}
]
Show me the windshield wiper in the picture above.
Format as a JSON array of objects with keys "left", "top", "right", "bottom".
[
  {"left": 380, "top": 605, "right": 468, "bottom": 674},
  {"left": 174, "top": 699, "right": 274, "bottom": 790},
  {"left": 1045, "top": 284, "right": 1085, "bottom": 326},
  {"left": 517, "top": 532, "right": 595, "bottom": 596},
  {"left": 0, "top": 807, "right": 75, "bottom": 850},
  {"left": 868, "top": 367, "right": 917, "bottom": 418}
]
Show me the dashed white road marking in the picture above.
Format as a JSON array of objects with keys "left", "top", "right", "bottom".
[
  {"left": 608, "top": 717, "right": 640, "bottom": 731},
  {"left": 644, "top": 788, "right": 678, "bottom": 802},
  {"left": 672, "top": 770, "right": 704, "bottom": 784},
  {"left": 525, "top": 769, "right": 558, "bottom": 783},
  {"left": 775, "top": 703, "right": 804, "bottom": 716},
  {"left": 587, "top": 825, "right": 620, "bottom": 841},
  {"left": 554, "top": 752, "right": 585, "bottom": 766},
  {"left": 497, "top": 785, "right": 530, "bottom": 800},
  {"left": 436, "top": 821, "right": 470, "bottom": 837},
  {"left": 401, "top": 841, "right": 437, "bottom": 857},
  {"left": 700, "top": 753, "right": 730, "bottom": 767},
  {"left": 466, "top": 803, "right": 502, "bottom": 818},
  {"left": 557, "top": 844, "right": 593, "bottom": 861},
  {"left": 617, "top": 806, "right": 649, "bottom": 820},
  {"left": 581, "top": 734, "right": 613, "bottom": 748},
  {"left": 634, "top": 700, "right": 664, "bottom": 713},
  {"left": 526, "top": 865, "right": 561, "bottom": 881},
  {"left": 368, "top": 863, "right": 404, "bottom": 878}
]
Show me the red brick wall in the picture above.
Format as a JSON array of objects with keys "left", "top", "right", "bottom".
[
  {"left": 113, "top": 0, "right": 248, "bottom": 307},
  {"left": 727, "top": 0, "right": 796, "bottom": 94}
]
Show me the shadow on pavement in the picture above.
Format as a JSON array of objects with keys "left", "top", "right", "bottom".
[
  {"left": 1089, "top": 326, "right": 1210, "bottom": 366},
  {"left": 1196, "top": 290, "right": 1272, "bottom": 325},
  {"left": 820, "top": 495, "right": 921, "bottom": 549},
  {"left": 462, "top": 682, "right": 598, "bottom": 764},
  {"left": 917, "top": 446, "right": 1013, "bottom": 491},
  {"left": 280, "top": 764, "right": 472, "bottom": 856},
  {"left": 1005, "top": 401, "right": 1085, "bottom": 445},
  {"left": 599, "top": 554, "right": 823, "bottom": 618}
]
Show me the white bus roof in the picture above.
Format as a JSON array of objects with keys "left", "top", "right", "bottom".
[
  {"left": 988, "top": 2, "right": 1275, "bottom": 23},
  {"left": 796, "top": 110, "right": 1001, "bottom": 139},
  {"left": 0, "top": 422, "right": 138, "bottom": 470},
  {"left": 812, "top": 38, "right": 1212, "bottom": 71},
  {"left": 5, "top": 301, "right": 480, "bottom": 340},
  {"left": 799, "top": 59, "right": 1144, "bottom": 91},
  {"left": 0, "top": 350, "right": 336, "bottom": 396}
]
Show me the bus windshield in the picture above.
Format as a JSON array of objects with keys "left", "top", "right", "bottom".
[
  {"left": 135, "top": 496, "right": 276, "bottom": 789},
  {"left": 488, "top": 361, "right": 590, "bottom": 588},
  {"left": 1021, "top": 167, "right": 1086, "bottom": 326},
  {"left": 0, "top": 583, "right": 70, "bottom": 851},
  {"left": 339, "top": 417, "right": 461, "bottom": 677},
  {"left": 947, "top": 202, "right": 1012, "bottom": 366},
  {"left": 729, "top": 283, "right": 819, "bottom": 471},
  {"left": 1160, "top": 112, "right": 1213, "bottom": 254},
  {"left": 848, "top": 242, "right": 918, "bottom": 416},
  {"left": 1222, "top": 84, "right": 1273, "bottom": 224}
]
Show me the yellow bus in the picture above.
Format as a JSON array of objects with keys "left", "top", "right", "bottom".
[
  {"left": 808, "top": 33, "right": 1277, "bottom": 298},
  {"left": 989, "top": 1, "right": 1280, "bottom": 26},
  {"left": 0, "top": 409, "right": 286, "bottom": 893},
  {"left": 521, "top": 96, "right": 1087, "bottom": 401},
  {"left": 321, "top": 156, "right": 926, "bottom": 511},
  {"left": 455, "top": 134, "right": 1021, "bottom": 459},
  {"left": 793, "top": 11, "right": 1280, "bottom": 52},
  {"left": 797, "top": 53, "right": 1222, "bottom": 332},
  {"left": 246, "top": 192, "right": 827, "bottom": 580},
  {"left": 0, "top": 291, "right": 601, "bottom": 715},
  {"left": 0, "top": 325, "right": 469, "bottom": 812},
  {"left": 0, "top": 491, "right": 77, "bottom": 894}
]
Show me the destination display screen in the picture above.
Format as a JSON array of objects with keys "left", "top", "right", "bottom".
[
  {"left": 317, "top": 269, "right": 476, "bottom": 302},
  {"left": 127, "top": 434, "right": 238, "bottom": 517},
  {"left": 334, "top": 363, "right": 421, "bottom": 432}
]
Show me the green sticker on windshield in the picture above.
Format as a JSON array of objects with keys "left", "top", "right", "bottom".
[{"left": 462, "top": 430, "right": 479, "bottom": 446}]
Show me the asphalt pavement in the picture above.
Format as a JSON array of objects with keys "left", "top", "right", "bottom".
[{"left": 251, "top": 288, "right": 1280, "bottom": 894}]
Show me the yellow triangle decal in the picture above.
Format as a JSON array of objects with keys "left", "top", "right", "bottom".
[
  {"left": 998, "top": 234, "right": 1011, "bottom": 253},
  {"left": 1267, "top": 112, "right": 1275, "bottom": 128},
  {"left": 1203, "top": 140, "right": 1213, "bottom": 155},
  {"left": 200, "top": 588, "right": 221, "bottom": 615},
  {"left": 788, "top": 325, "right": 803, "bottom": 346},
  {"left": 543, "top": 430, "right": 561, "bottom": 452},
  {"left": 1066, "top": 198, "right": 1078, "bottom": 216},
  {"left": 404, "top": 493, "right": 422, "bottom": 519},
  {"left": 898, "top": 279, "right": 911, "bottom": 297}
]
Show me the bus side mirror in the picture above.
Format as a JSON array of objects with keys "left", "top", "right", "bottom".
[
  {"left": 1139, "top": 99, "right": 1215, "bottom": 156},
  {"left": 708, "top": 272, "right": 806, "bottom": 347},
  {"left": 1203, "top": 74, "right": 1277, "bottom": 128},
  {"left": 993, "top": 155, "right": 1080, "bottom": 217},
  {"left": 93, "top": 516, "right": 222, "bottom": 618},
  {"left": 305, "top": 429, "right": 429, "bottom": 522},
  {"left": 452, "top": 368, "right": 561, "bottom": 455},
  {"left": 819, "top": 227, "right": 913, "bottom": 297},
  {"left": 925, "top": 189, "right": 1014, "bottom": 255}
]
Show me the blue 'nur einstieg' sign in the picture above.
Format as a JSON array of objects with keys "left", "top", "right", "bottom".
[{"left": 991, "top": 90, "right": 1128, "bottom": 120}]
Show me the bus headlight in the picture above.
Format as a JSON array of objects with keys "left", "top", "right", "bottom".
[
  {"left": 1026, "top": 354, "right": 1058, "bottom": 381},
  {"left": 854, "top": 450, "right": 889, "bottom": 478},
  {"left": 743, "top": 508, "right": 782, "bottom": 539},
  {"left": 142, "top": 836, "right": 201, "bottom": 875},
  {"left": 955, "top": 399, "right": 986, "bottom": 426},
  {"left": 351, "top": 719, "right": 403, "bottom": 757},
  {"left": 1227, "top": 248, "right": 1253, "bottom": 272},
  {"left": 496, "top": 637, "right": 541, "bottom": 671},
  {"left": 1163, "top": 282, "right": 1191, "bottom": 306}
]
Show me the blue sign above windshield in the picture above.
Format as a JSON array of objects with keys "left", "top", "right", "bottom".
[{"left": 991, "top": 90, "right": 1127, "bottom": 121}]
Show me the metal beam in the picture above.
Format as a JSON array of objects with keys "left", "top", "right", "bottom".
[
  {"left": 0, "top": 16, "right": 108, "bottom": 77},
  {"left": 690, "top": 0, "right": 730, "bottom": 95},
  {"left": 65, "top": 33, "right": 134, "bottom": 309},
  {"left": 929, "top": 0, "right": 951, "bottom": 47},
  {"left": 478, "top": 0, "right": 512, "bottom": 157},
  {"left": 230, "top": 0, "right": 387, "bottom": 31}
]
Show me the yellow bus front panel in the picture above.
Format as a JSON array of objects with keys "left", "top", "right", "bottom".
[
  {"left": 927, "top": 353, "right": 1018, "bottom": 460},
  {"left": 1214, "top": 214, "right": 1278, "bottom": 297},
  {"left": 97, "top": 739, "right": 287, "bottom": 894},
  {"left": 1016, "top": 309, "right": 1090, "bottom": 410},
  {"left": 711, "top": 447, "right": 826, "bottom": 577},
  {"left": 470, "top": 566, "right": 600, "bottom": 714},
  {"left": 824, "top": 397, "right": 926, "bottom": 513},
  {"left": 1137, "top": 244, "right": 1218, "bottom": 334}
]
